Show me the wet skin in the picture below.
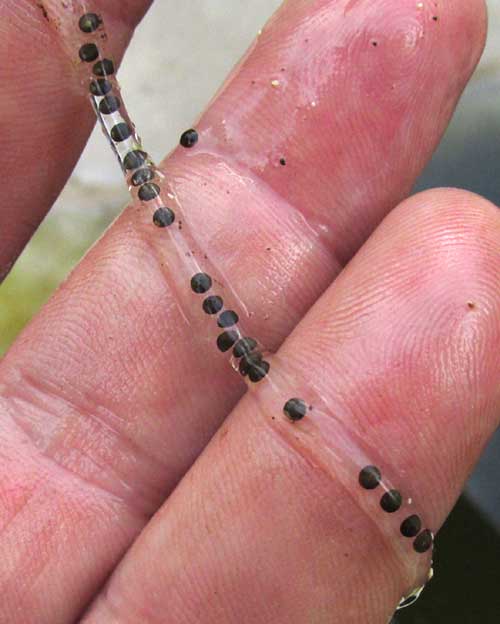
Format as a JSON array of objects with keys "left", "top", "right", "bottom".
[{"left": 0, "top": 1, "right": 499, "bottom": 623}]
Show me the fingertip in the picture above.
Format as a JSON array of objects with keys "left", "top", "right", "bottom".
[
  {"left": 183, "top": 0, "right": 489, "bottom": 264},
  {"left": 387, "top": 186, "right": 500, "bottom": 257}
]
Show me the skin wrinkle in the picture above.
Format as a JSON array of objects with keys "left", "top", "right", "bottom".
[
  {"left": 0, "top": 491, "right": 136, "bottom": 623},
  {"left": 0, "top": 409, "right": 145, "bottom": 617},
  {"left": 141, "top": 203, "right": 254, "bottom": 335},
  {"left": 140, "top": 155, "right": 341, "bottom": 354},
  {"left": 1, "top": 372, "right": 171, "bottom": 517},
  {"left": 158, "top": 152, "right": 343, "bottom": 316},
  {"left": 8, "top": 422, "right": 151, "bottom": 529},
  {"left": 12, "top": 407, "right": 155, "bottom": 519},
  {"left": 0, "top": 482, "right": 38, "bottom": 540},
  {"left": 3, "top": 2, "right": 50, "bottom": 39}
]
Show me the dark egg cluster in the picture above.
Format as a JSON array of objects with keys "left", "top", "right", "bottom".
[
  {"left": 358, "top": 465, "right": 433, "bottom": 553},
  {"left": 78, "top": 13, "right": 171, "bottom": 216},
  {"left": 190, "top": 272, "right": 270, "bottom": 383},
  {"left": 78, "top": 15, "right": 119, "bottom": 136},
  {"left": 76, "top": 13, "right": 433, "bottom": 572}
]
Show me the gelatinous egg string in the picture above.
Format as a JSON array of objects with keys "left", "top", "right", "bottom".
[
  {"left": 56, "top": 0, "right": 271, "bottom": 382},
  {"left": 252, "top": 360, "right": 435, "bottom": 609},
  {"left": 46, "top": 0, "right": 434, "bottom": 610},
  {"left": 75, "top": 2, "right": 433, "bottom": 610}
]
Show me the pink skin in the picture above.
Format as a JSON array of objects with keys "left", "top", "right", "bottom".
[
  {"left": 0, "top": 0, "right": 152, "bottom": 279},
  {"left": 82, "top": 190, "right": 500, "bottom": 624},
  {"left": 0, "top": 0, "right": 497, "bottom": 623}
]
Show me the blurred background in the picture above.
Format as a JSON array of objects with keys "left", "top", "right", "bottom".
[{"left": 0, "top": 1, "right": 499, "bottom": 621}]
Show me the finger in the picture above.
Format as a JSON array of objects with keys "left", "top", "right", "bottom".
[
  {"left": 82, "top": 188, "right": 500, "bottom": 624},
  {"left": 194, "top": 0, "right": 487, "bottom": 262},
  {"left": 0, "top": 0, "right": 487, "bottom": 621},
  {"left": 0, "top": 0, "right": 152, "bottom": 279}
]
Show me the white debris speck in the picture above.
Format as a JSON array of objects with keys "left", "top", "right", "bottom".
[{"left": 271, "top": 79, "right": 280, "bottom": 88}]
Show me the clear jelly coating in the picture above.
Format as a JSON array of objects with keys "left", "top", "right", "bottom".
[{"left": 45, "top": 0, "right": 436, "bottom": 611}]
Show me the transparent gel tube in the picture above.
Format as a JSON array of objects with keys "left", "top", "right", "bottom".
[{"left": 47, "top": 0, "right": 435, "bottom": 609}]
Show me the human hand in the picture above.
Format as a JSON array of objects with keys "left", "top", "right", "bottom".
[{"left": 0, "top": 1, "right": 498, "bottom": 623}]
